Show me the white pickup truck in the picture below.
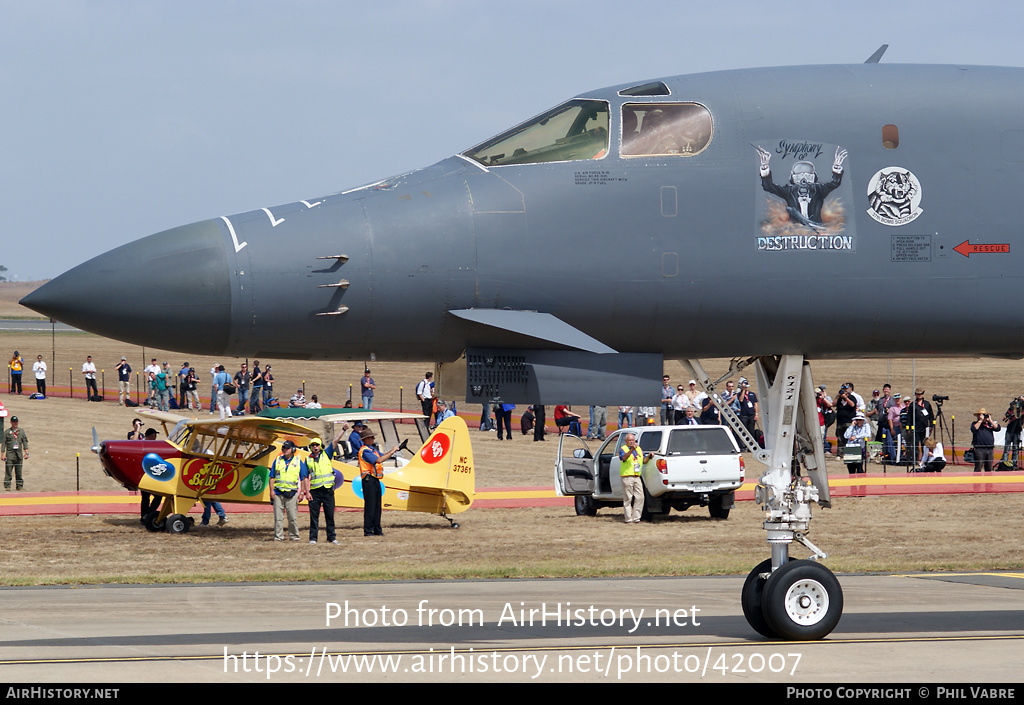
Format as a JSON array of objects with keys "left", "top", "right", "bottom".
[{"left": 554, "top": 425, "right": 745, "bottom": 520}]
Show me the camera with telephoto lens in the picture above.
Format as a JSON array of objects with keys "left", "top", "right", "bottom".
[{"left": 932, "top": 394, "right": 949, "bottom": 403}]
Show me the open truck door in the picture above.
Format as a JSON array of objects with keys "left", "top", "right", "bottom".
[{"left": 554, "top": 433, "right": 595, "bottom": 496}]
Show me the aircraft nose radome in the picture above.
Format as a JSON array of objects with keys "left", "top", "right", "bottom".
[{"left": 20, "top": 220, "right": 232, "bottom": 354}]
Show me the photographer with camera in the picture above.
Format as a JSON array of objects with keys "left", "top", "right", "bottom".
[
  {"left": 1000, "top": 396, "right": 1024, "bottom": 469},
  {"left": 834, "top": 384, "right": 858, "bottom": 453},
  {"left": 816, "top": 385, "right": 835, "bottom": 451},
  {"left": 910, "top": 388, "right": 934, "bottom": 461},
  {"left": 971, "top": 407, "right": 1001, "bottom": 473}
]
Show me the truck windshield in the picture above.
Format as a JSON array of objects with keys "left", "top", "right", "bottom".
[
  {"left": 666, "top": 428, "right": 736, "bottom": 455},
  {"left": 463, "top": 99, "right": 609, "bottom": 167}
]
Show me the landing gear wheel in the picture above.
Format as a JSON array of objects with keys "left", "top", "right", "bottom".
[
  {"left": 741, "top": 558, "right": 780, "bottom": 639},
  {"left": 165, "top": 513, "right": 191, "bottom": 534},
  {"left": 451, "top": 522, "right": 460, "bottom": 529},
  {"left": 142, "top": 511, "right": 164, "bottom": 532},
  {"left": 761, "top": 559, "right": 843, "bottom": 640},
  {"left": 574, "top": 494, "right": 597, "bottom": 516}
]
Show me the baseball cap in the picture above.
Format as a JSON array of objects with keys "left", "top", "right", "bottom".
[
  {"left": 281, "top": 440, "right": 296, "bottom": 450},
  {"left": 309, "top": 437, "right": 323, "bottom": 446}
]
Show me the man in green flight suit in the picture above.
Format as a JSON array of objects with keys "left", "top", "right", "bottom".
[{"left": 3, "top": 416, "right": 29, "bottom": 490}]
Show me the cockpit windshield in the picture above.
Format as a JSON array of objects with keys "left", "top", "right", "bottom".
[{"left": 463, "top": 99, "right": 609, "bottom": 167}]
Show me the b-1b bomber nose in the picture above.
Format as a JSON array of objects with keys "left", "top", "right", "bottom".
[{"left": 20, "top": 219, "right": 233, "bottom": 354}]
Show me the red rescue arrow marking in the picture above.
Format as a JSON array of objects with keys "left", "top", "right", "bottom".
[{"left": 954, "top": 240, "right": 1010, "bottom": 257}]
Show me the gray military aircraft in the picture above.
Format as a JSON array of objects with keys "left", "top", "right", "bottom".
[{"left": 22, "top": 49, "right": 1024, "bottom": 640}]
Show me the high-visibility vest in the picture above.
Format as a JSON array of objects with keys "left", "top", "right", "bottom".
[
  {"left": 619, "top": 445, "right": 644, "bottom": 477},
  {"left": 358, "top": 448, "right": 384, "bottom": 479},
  {"left": 306, "top": 450, "right": 334, "bottom": 490},
  {"left": 272, "top": 455, "right": 302, "bottom": 492}
]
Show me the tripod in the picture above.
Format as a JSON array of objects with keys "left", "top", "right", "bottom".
[{"left": 932, "top": 399, "right": 954, "bottom": 465}]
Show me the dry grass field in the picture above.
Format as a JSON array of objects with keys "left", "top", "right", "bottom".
[{"left": 1, "top": 281, "right": 1022, "bottom": 584}]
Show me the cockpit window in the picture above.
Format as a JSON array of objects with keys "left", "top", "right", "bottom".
[
  {"left": 621, "top": 102, "right": 712, "bottom": 157},
  {"left": 463, "top": 100, "right": 609, "bottom": 167},
  {"left": 618, "top": 81, "right": 670, "bottom": 96}
]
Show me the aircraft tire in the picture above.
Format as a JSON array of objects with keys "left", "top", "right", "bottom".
[
  {"left": 143, "top": 511, "right": 164, "bottom": 532},
  {"left": 761, "top": 560, "right": 843, "bottom": 641},
  {"left": 741, "top": 558, "right": 779, "bottom": 639},
  {"left": 165, "top": 513, "right": 191, "bottom": 535},
  {"left": 574, "top": 494, "right": 597, "bottom": 516}
]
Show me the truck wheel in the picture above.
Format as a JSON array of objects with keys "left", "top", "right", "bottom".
[
  {"left": 574, "top": 494, "right": 597, "bottom": 516},
  {"left": 708, "top": 494, "right": 730, "bottom": 519},
  {"left": 640, "top": 487, "right": 663, "bottom": 521},
  {"left": 761, "top": 560, "right": 843, "bottom": 640}
]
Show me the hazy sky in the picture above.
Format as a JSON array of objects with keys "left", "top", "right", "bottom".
[{"left": 4, "top": 1, "right": 1024, "bottom": 281}]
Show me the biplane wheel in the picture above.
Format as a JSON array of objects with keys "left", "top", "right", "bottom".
[
  {"left": 165, "top": 513, "right": 191, "bottom": 534},
  {"left": 761, "top": 560, "right": 843, "bottom": 641},
  {"left": 142, "top": 511, "right": 164, "bottom": 532},
  {"left": 741, "top": 558, "right": 779, "bottom": 639},
  {"left": 451, "top": 522, "right": 460, "bottom": 529}
]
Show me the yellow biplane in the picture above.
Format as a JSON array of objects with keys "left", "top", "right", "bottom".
[{"left": 97, "top": 409, "right": 474, "bottom": 534}]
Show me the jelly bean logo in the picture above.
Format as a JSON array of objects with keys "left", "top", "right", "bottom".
[
  {"left": 142, "top": 453, "right": 175, "bottom": 482},
  {"left": 418, "top": 432, "right": 451, "bottom": 464},
  {"left": 333, "top": 469, "right": 345, "bottom": 490},
  {"left": 182, "top": 458, "right": 240, "bottom": 495},
  {"left": 240, "top": 466, "right": 270, "bottom": 497},
  {"left": 352, "top": 476, "right": 385, "bottom": 501}
]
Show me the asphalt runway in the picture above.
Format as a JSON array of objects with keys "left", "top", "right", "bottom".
[{"left": 1, "top": 572, "right": 1022, "bottom": 683}]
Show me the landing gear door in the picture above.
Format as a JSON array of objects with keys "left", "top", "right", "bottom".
[{"left": 555, "top": 434, "right": 595, "bottom": 496}]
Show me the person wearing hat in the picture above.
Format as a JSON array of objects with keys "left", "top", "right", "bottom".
[
  {"left": 288, "top": 388, "right": 306, "bottom": 408},
  {"left": 971, "top": 408, "right": 1001, "bottom": 473},
  {"left": 436, "top": 400, "right": 456, "bottom": 424},
  {"left": 8, "top": 351, "right": 23, "bottom": 395},
  {"left": 116, "top": 356, "right": 132, "bottom": 406},
  {"left": 736, "top": 377, "right": 759, "bottom": 436},
  {"left": 360, "top": 369, "right": 375, "bottom": 410},
  {"left": 357, "top": 427, "right": 399, "bottom": 536},
  {"left": 304, "top": 425, "right": 350, "bottom": 544},
  {"left": 2, "top": 416, "right": 29, "bottom": 490},
  {"left": 343, "top": 421, "right": 367, "bottom": 459},
  {"left": 214, "top": 365, "right": 233, "bottom": 420},
  {"left": 843, "top": 413, "right": 872, "bottom": 474},
  {"left": 910, "top": 388, "right": 934, "bottom": 461},
  {"left": 269, "top": 439, "right": 309, "bottom": 541}
]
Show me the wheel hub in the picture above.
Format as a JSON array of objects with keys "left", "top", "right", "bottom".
[{"left": 783, "top": 579, "right": 828, "bottom": 625}]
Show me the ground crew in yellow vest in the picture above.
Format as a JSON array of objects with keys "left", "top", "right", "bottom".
[
  {"left": 2, "top": 416, "right": 29, "bottom": 490},
  {"left": 304, "top": 424, "right": 351, "bottom": 545},
  {"left": 269, "top": 439, "right": 309, "bottom": 541},
  {"left": 617, "top": 432, "right": 651, "bottom": 524},
  {"left": 9, "top": 351, "right": 23, "bottom": 395},
  {"left": 358, "top": 427, "right": 400, "bottom": 537}
]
